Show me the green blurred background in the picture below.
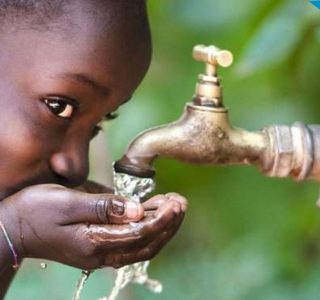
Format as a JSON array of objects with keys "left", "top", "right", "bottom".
[{"left": 7, "top": 1, "right": 320, "bottom": 299}]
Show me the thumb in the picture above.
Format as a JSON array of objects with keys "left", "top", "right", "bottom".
[{"left": 61, "top": 191, "right": 144, "bottom": 225}]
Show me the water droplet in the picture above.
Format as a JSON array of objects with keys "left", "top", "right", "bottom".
[{"left": 40, "top": 262, "right": 47, "bottom": 269}]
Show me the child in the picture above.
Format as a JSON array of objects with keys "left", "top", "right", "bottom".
[{"left": 0, "top": 0, "right": 187, "bottom": 297}]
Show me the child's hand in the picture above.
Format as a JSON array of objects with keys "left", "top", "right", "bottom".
[{"left": 0, "top": 184, "right": 186, "bottom": 270}]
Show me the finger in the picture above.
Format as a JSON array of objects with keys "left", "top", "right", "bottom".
[
  {"left": 135, "top": 198, "right": 185, "bottom": 249},
  {"left": 143, "top": 193, "right": 188, "bottom": 213},
  {"left": 105, "top": 213, "right": 185, "bottom": 268},
  {"left": 81, "top": 198, "right": 184, "bottom": 253},
  {"left": 60, "top": 191, "right": 144, "bottom": 225},
  {"left": 76, "top": 222, "right": 147, "bottom": 254},
  {"left": 142, "top": 195, "right": 167, "bottom": 211},
  {"left": 135, "top": 211, "right": 184, "bottom": 261},
  {"left": 165, "top": 193, "right": 188, "bottom": 212}
]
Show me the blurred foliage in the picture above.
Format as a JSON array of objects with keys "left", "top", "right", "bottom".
[{"left": 7, "top": 0, "right": 320, "bottom": 299}]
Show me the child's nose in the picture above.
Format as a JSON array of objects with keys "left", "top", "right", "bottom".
[{"left": 50, "top": 149, "right": 89, "bottom": 187}]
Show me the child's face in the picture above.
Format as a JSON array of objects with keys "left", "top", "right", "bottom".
[{"left": 0, "top": 4, "right": 151, "bottom": 199}]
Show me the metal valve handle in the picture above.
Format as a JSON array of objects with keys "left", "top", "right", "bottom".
[
  {"left": 193, "top": 45, "right": 233, "bottom": 68},
  {"left": 192, "top": 44, "right": 233, "bottom": 107}
]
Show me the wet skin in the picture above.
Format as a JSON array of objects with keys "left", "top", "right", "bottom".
[{"left": 0, "top": 2, "right": 187, "bottom": 297}]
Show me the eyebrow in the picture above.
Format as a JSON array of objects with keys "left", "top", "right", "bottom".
[{"left": 53, "top": 72, "right": 109, "bottom": 96}]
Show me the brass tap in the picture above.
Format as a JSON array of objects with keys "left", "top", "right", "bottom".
[{"left": 114, "top": 45, "right": 320, "bottom": 186}]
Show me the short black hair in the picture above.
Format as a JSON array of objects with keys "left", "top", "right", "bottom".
[
  {"left": 0, "top": 1, "right": 68, "bottom": 28},
  {"left": 0, "top": 0, "right": 148, "bottom": 31}
]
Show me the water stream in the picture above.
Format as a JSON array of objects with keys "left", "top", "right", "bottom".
[
  {"left": 72, "top": 270, "right": 91, "bottom": 300},
  {"left": 72, "top": 171, "right": 162, "bottom": 300}
]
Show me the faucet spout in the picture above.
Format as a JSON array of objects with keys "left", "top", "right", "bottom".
[{"left": 114, "top": 104, "right": 270, "bottom": 178}]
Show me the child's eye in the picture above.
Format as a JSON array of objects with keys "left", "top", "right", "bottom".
[{"left": 43, "top": 97, "right": 77, "bottom": 119}]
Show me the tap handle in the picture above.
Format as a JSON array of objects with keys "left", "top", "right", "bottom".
[{"left": 193, "top": 45, "right": 233, "bottom": 68}]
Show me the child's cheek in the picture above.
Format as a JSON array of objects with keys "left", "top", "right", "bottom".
[
  {"left": 0, "top": 120, "right": 47, "bottom": 165},
  {"left": 0, "top": 103, "right": 61, "bottom": 172}
]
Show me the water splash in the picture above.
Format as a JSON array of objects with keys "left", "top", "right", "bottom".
[
  {"left": 100, "top": 172, "right": 162, "bottom": 300},
  {"left": 112, "top": 172, "right": 155, "bottom": 202}
]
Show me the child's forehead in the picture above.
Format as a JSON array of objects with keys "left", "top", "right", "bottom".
[
  {"left": 0, "top": 2, "right": 151, "bottom": 114},
  {"left": 0, "top": 1, "right": 151, "bottom": 93}
]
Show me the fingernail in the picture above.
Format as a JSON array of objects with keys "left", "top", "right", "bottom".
[
  {"left": 111, "top": 199, "right": 125, "bottom": 216},
  {"left": 126, "top": 202, "right": 143, "bottom": 220}
]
